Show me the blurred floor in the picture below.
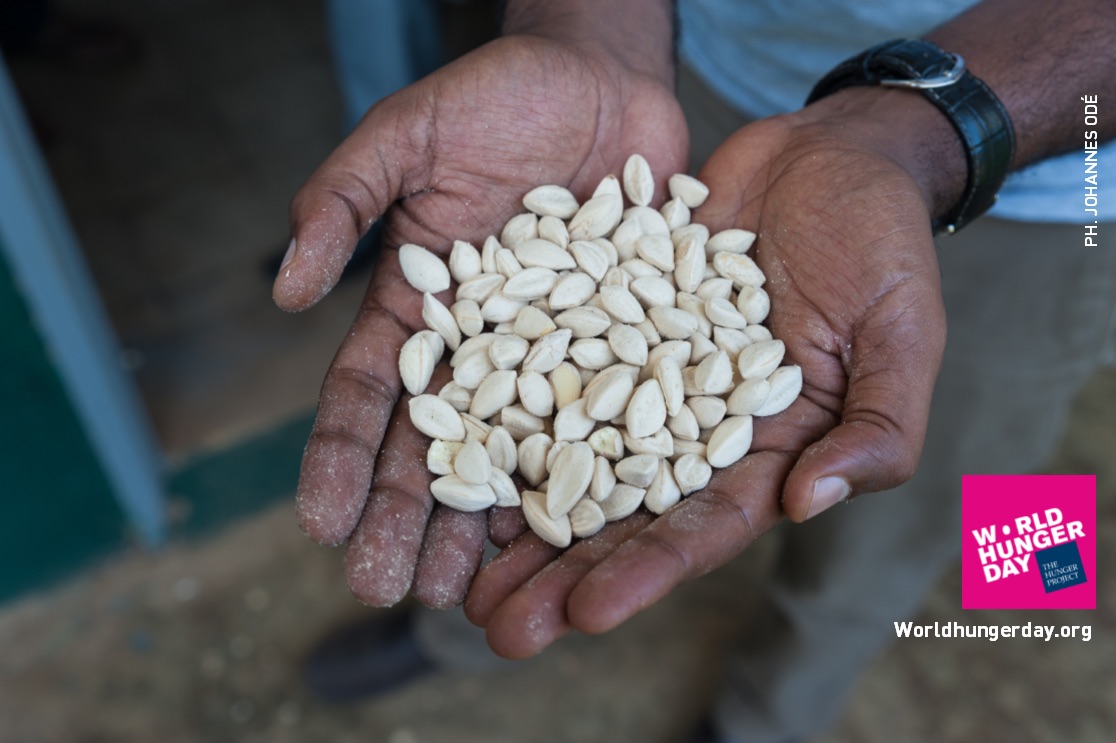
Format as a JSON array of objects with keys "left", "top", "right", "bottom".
[
  {"left": 3, "top": 0, "right": 1113, "bottom": 741},
  {"left": 0, "top": 371, "right": 1113, "bottom": 743}
]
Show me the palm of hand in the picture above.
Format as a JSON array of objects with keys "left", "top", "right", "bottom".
[
  {"left": 275, "top": 35, "right": 688, "bottom": 608},
  {"left": 466, "top": 116, "right": 948, "bottom": 658}
]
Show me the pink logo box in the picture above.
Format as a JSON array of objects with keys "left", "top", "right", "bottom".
[{"left": 962, "top": 475, "right": 1096, "bottom": 610}]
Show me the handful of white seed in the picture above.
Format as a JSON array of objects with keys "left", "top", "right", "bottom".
[{"left": 399, "top": 154, "right": 802, "bottom": 548}]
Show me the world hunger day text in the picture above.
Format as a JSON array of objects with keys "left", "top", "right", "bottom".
[{"left": 970, "top": 508, "right": 1085, "bottom": 582}]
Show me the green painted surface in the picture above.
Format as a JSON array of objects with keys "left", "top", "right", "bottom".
[
  {"left": 166, "top": 412, "right": 311, "bottom": 540},
  {"left": 0, "top": 238, "right": 310, "bottom": 604},
  {"left": 0, "top": 245, "right": 127, "bottom": 603}
]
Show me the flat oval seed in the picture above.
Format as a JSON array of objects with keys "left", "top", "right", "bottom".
[
  {"left": 726, "top": 378, "right": 771, "bottom": 416},
  {"left": 600, "top": 285, "right": 646, "bottom": 324},
  {"left": 588, "top": 426, "right": 625, "bottom": 460},
  {"left": 399, "top": 243, "right": 450, "bottom": 293},
  {"left": 430, "top": 475, "right": 497, "bottom": 511},
  {"left": 654, "top": 355, "right": 685, "bottom": 417},
  {"left": 705, "top": 296, "right": 748, "bottom": 329},
  {"left": 501, "top": 213, "right": 538, "bottom": 249},
  {"left": 648, "top": 306, "right": 699, "bottom": 340},
  {"left": 488, "top": 468, "right": 521, "bottom": 507},
  {"left": 423, "top": 292, "right": 461, "bottom": 351},
  {"left": 517, "top": 370, "right": 555, "bottom": 418},
  {"left": 549, "top": 272, "right": 597, "bottom": 310},
  {"left": 454, "top": 440, "right": 493, "bottom": 485},
  {"left": 694, "top": 350, "right": 735, "bottom": 395},
  {"left": 754, "top": 365, "right": 803, "bottom": 417},
  {"left": 590, "top": 456, "right": 617, "bottom": 501},
  {"left": 554, "top": 306, "right": 613, "bottom": 338},
  {"left": 569, "top": 498, "right": 606, "bottom": 538},
  {"left": 546, "top": 441, "right": 595, "bottom": 518},
  {"left": 626, "top": 379, "right": 667, "bottom": 438},
  {"left": 456, "top": 272, "right": 505, "bottom": 304},
  {"left": 399, "top": 330, "right": 442, "bottom": 396},
  {"left": 438, "top": 381, "right": 472, "bottom": 412},
  {"left": 514, "top": 304, "right": 558, "bottom": 340},
  {"left": 569, "top": 240, "right": 610, "bottom": 282},
  {"left": 708, "top": 228, "right": 756, "bottom": 255},
  {"left": 569, "top": 193, "right": 623, "bottom": 240},
  {"left": 539, "top": 215, "right": 569, "bottom": 248},
  {"left": 687, "top": 396, "right": 727, "bottom": 430},
  {"left": 522, "top": 328, "right": 573, "bottom": 373},
  {"left": 489, "top": 334, "right": 530, "bottom": 370},
  {"left": 409, "top": 395, "right": 465, "bottom": 441},
  {"left": 599, "top": 483, "right": 646, "bottom": 522},
  {"left": 522, "top": 184, "right": 580, "bottom": 219},
  {"left": 485, "top": 426, "right": 517, "bottom": 474},
  {"left": 450, "top": 299, "right": 484, "bottom": 337},
  {"left": 522, "top": 489, "right": 571, "bottom": 547},
  {"left": 673, "top": 454, "right": 712, "bottom": 495},
  {"left": 706, "top": 415, "right": 753, "bottom": 468},
  {"left": 713, "top": 251, "right": 765, "bottom": 287},
  {"left": 660, "top": 198, "right": 690, "bottom": 231},
  {"left": 553, "top": 398, "right": 595, "bottom": 441},
  {"left": 623, "top": 153, "right": 655, "bottom": 206},
  {"left": 668, "top": 174, "right": 709, "bottom": 208},
  {"left": 736, "top": 285, "right": 771, "bottom": 324},
  {"left": 570, "top": 338, "right": 618, "bottom": 370},
  {"left": 502, "top": 267, "right": 559, "bottom": 300},
  {"left": 614, "top": 454, "right": 659, "bottom": 488},
  {"left": 630, "top": 276, "right": 677, "bottom": 309},
  {"left": 427, "top": 439, "right": 464, "bottom": 476},
  {"left": 549, "top": 362, "right": 583, "bottom": 409},
  {"left": 607, "top": 324, "right": 649, "bottom": 366},
  {"left": 585, "top": 370, "right": 635, "bottom": 421},
  {"left": 635, "top": 234, "right": 675, "bottom": 272},
  {"left": 644, "top": 459, "right": 682, "bottom": 514},
  {"left": 517, "top": 433, "right": 554, "bottom": 487},
  {"left": 448, "top": 240, "right": 482, "bottom": 283},
  {"left": 469, "top": 369, "right": 518, "bottom": 420},
  {"left": 514, "top": 238, "right": 577, "bottom": 270},
  {"left": 737, "top": 339, "right": 785, "bottom": 379}
]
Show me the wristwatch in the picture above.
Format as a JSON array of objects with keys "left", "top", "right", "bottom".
[{"left": 806, "top": 38, "right": 1016, "bottom": 234}]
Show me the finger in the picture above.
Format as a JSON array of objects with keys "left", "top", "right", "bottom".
[
  {"left": 481, "top": 514, "right": 654, "bottom": 659},
  {"left": 565, "top": 451, "right": 790, "bottom": 636},
  {"left": 294, "top": 247, "right": 447, "bottom": 545},
  {"left": 274, "top": 95, "right": 434, "bottom": 311},
  {"left": 343, "top": 380, "right": 440, "bottom": 605},
  {"left": 462, "top": 532, "right": 563, "bottom": 628},
  {"left": 412, "top": 507, "right": 489, "bottom": 609},
  {"left": 488, "top": 505, "right": 528, "bottom": 548},
  {"left": 781, "top": 283, "right": 947, "bottom": 522},
  {"left": 294, "top": 278, "right": 412, "bottom": 544}
]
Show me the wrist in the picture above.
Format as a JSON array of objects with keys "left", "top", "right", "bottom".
[
  {"left": 502, "top": 0, "right": 676, "bottom": 88},
  {"left": 792, "top": 86, "right": 968, "bottom": 225}
]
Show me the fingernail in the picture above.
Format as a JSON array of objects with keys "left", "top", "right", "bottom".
[
  {"left": 279, "top": 238, "right": 297, "bottom": 272},
  {"left": 807, "top": 477, "right": 851, "bottom": 519}
]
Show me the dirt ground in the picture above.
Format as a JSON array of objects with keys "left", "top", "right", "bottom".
[{"left": 1, "top": 371, "right": 1112, "bottom": 743}]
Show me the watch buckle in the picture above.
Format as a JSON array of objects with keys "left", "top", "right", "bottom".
[{"left": 879, "top": 53, "right": 966, "bottom": 89}]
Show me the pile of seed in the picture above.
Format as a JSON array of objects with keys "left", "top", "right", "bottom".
[{"left": 398, "top": 154, "right": 802, "bottom": 547}]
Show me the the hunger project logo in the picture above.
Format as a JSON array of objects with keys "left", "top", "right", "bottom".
[{"left": 962, "top": 475, "right": 1096, "bottom": 610}]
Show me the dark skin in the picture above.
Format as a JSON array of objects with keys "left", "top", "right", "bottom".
[{"left": 275, "top": 0, "right": 1116, "bottom": 657}]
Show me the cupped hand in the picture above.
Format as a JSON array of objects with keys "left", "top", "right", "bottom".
[
  {"left": 274, "top": 34, "right": 688, "bottom": 608},
  {"left": 467, "top": 88, "right": 951, "bottom": 658}
]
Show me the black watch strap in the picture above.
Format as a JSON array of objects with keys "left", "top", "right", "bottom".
[{"left": 806, "top": 38, "right": 1016, "bottom": 234}]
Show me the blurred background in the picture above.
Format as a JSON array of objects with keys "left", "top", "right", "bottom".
[{"left": 0, "top": 1, "right": 1112, "bottom": 741}]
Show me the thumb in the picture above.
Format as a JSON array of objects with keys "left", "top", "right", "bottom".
[
  {"left": 781, "top": 291, "right": 946, "bottom": 522},
  {"left": 273, "top": 97, "right": 433, "bottom": 311}
]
